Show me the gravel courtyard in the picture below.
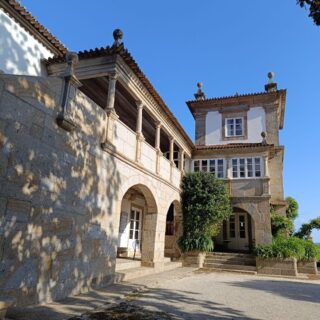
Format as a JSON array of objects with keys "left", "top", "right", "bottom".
[
  {"left": 122, "top": 269, "right": 320, "bottom": 320},
  {"left": 7, "top": 268, "right": 320, "bottom": 320}
]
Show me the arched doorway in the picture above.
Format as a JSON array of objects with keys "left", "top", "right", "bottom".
[
  {"left": 214, "top": 207, "right": 255, "bottom": 252},
  {"left": 164, "top": 200, "right": 182, "bottom": 259},
  {"left": 117, "top": 184, "right": 158, "bottom": 265}
]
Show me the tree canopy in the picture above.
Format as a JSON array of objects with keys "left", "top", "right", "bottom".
[
  {"left": 178, "top": 172, "right": 232, "bottom": 252},
  {"left": 295, "top": 217, "right": 320, "bottom": 239},
  {"left": 298, "top": 0, "right": 320, "bottom": 25},
  {"left": 271, "top": 196, "right": 299, "bottom": 236}
]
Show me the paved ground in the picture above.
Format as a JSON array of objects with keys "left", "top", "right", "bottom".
[{"left": 7, "top": 268, "right": 320, "bottom": 320}]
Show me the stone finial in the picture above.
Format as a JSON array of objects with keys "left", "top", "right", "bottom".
[
  {"left": 113, "top": 28, "right": 123, "bottom": 47},
  {"left": 65, "top": 51, "right": 79, "bottom": 76},
  {"left": 261, "top": 131, "right": 267, "bottom": 145},
  {"left": 265, "top": 71, "right": 277, "bottom": 92},
  {"left": 194, "top": 82, "right": 206, "bottom": 100}
]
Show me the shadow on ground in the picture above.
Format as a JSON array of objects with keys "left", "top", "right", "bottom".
[
  {"left": 226, "top": 279, "right": 320, "bottom": 304},
  {"left": 7, "top": 280, "right": 259, "bottom": 320},
  {"left": 123, "top": 286, "right": 259, "bottom": 320}
]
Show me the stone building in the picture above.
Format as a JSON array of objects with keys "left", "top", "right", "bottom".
[{"left": 0, "top": 0, "right": 286, "bottom": 306}]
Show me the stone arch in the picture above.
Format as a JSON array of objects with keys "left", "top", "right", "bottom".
[
  {"left": 231, "top": 199, "right": 272, "bottom": 246},
  {"left": 232, "top": 206, "right": 255, "bottom": 251},
  {"left": 117, "top": 174, "right": 159, "bottom": 213},
  {"left": 164, "top": 198, "right": 183, "bottom": 259},
  {"left": 115, "top": 175, "right": 163, "bottom": 267}
]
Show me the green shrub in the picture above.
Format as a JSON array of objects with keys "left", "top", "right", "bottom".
[
  {"left": 301, "top": 240, "right": 320, "bottom": 261},
  {"left": 178, "top": 234, "right": 214, "bottom": 252},
  {"left": 254, "top": 244, "right": 274, "bottom": 259},
  {"left": 271, "top": 212, "right": 294, "bottom": 236},
  {"left": 254, "top": 237, "right": 319, "bottom": 261},
  {"left": 285, "top": 197, "right": 299, "bottom": 220},
  {"left": 178, "top": 172, "right": 232, "bottom": 252}
]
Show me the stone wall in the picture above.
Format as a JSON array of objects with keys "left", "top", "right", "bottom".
[
  {"left": 0, "top": 74, "right": 181, "bottom": 305},
  {"left": 256, "top": 258, "right": 298, "bottom": 276},
  {"left": 297, "top": 260, "right": 318, "bottom": 275}
]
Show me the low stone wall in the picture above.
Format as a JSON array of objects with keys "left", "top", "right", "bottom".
[
  {"left": 182, "top": 251, "right": 206, "bottom": 268},
  {"left": 256, "top": 258, "right": 298, "bottom": 276},
  {"left": 297, "top": 260, "right": 318, "bottom": 275}
]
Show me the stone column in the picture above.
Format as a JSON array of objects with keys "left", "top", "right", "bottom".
[
  {"left": 105, "top": 73, "right": 117, "bottom": 111},
  {"left": 169, "top": 137, "right": 175, "bottom": 182},
  {"left": 155, "top": 122, "right": 162, "bottom": 174},
  {"left": 179, "top": 149, "right": 185, "bottom": 172},
  {"left": 263, "top": 155, "right": 269, "bottom": 178},
  {"left": 227, "top": 158, "right": 233, "bottom": 179},
  {"left": 136, "top": 101, "right": 143, "bottom": 134},
  {"left": 262, "top": 155, "right": 270, "bottom": 196},
  {"left": 135, "top": 101, "right": 145, "bottom": 163},
  {"left": 141, "top": 210, "right": 165, "bottom": 269},
  {"left": 169, "top": 137, "right": 174, "bottom": 163},
  {"left": 102, "top": 73, "right": 119, "bottom": 146}
]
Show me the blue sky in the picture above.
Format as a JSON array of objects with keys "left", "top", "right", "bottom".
[{"left": 22, "top": 0, "right": 320, "bottom": 241}]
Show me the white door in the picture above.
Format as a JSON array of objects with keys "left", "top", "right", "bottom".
[
  {"left": 228, "top": 212, "right": 248, "bottom": 251},
  {"left": 128, "top": 207, "right": 142, "bottom": 252}
]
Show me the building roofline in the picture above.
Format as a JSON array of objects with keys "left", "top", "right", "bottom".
[
  {"left": 0, "top": 0, "right": 67, "bottom": 56},
  {"left": 45, "top": 44, "right": 194, "bottom": 148},
  {"left": 186, "top": 89, "right": 286, "bottom": 129},
  {"left": 194, "top": 143, "right": 274, "bottom": 151},
  {"left": 186, "top": 89, "right": 286, "bottom": 106}
]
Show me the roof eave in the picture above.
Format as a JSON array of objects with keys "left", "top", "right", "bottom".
[
  {"left": 45, "top": 45, "right": 194, "bottom": 149},
  {"left": 0, "top": 0, "right": 67, "bottom": 56}
]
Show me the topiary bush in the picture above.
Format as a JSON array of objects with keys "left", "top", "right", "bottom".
[{"left": 178, "top": 172, "right": 232, "bottom": 252}]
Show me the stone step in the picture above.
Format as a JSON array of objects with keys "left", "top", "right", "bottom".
[
  {"left": 203, "top": 262, "right": 257, "bottom": 272},
  {"left": 115, "top": 261, "right": 182, "bottom": 282},
  {"left": 115, "top": 259, "right": 142, "bottom": 271},
  {"left": 206, "top": 252, "right": 255, "bottom": 259},
  {"left": 116, "top": 257, "right": 172, "bottom": 272},
  {"left": 202, "top": 267, "right": 257, "bottom": 275},
  {"left": 204, "top": 258, "right": 256, "bottom": 266}
]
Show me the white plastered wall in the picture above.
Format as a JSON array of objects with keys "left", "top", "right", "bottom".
[
  {"left": 0, "top": 8, "right": 53, "bottom": 76},
  {"left": 205, "top": 107, "right": 266, "bottom": 145}
]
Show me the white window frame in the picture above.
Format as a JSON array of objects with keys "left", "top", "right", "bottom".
[
  {"left": 192, "top": 159, "right": 225, "bottom": 178},
  {"left": 225, "top": 117, "right": 244, "bottom": 137},
  {"left": 231, "top": 157, "right": 263, "bottom": 179}
]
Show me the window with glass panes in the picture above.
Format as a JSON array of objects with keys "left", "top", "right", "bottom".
[
  {"left": 232, "top": 157, "right": 262, "bottom": 178},
  {"left": 193, "top": 159, "right": 225, "bottom": 178},
  {"left": 129, "top": 208, "right": 141, "bottom": 241},
  {"left": 226, "top": 118, "right": 243, "bottom": 137}
]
